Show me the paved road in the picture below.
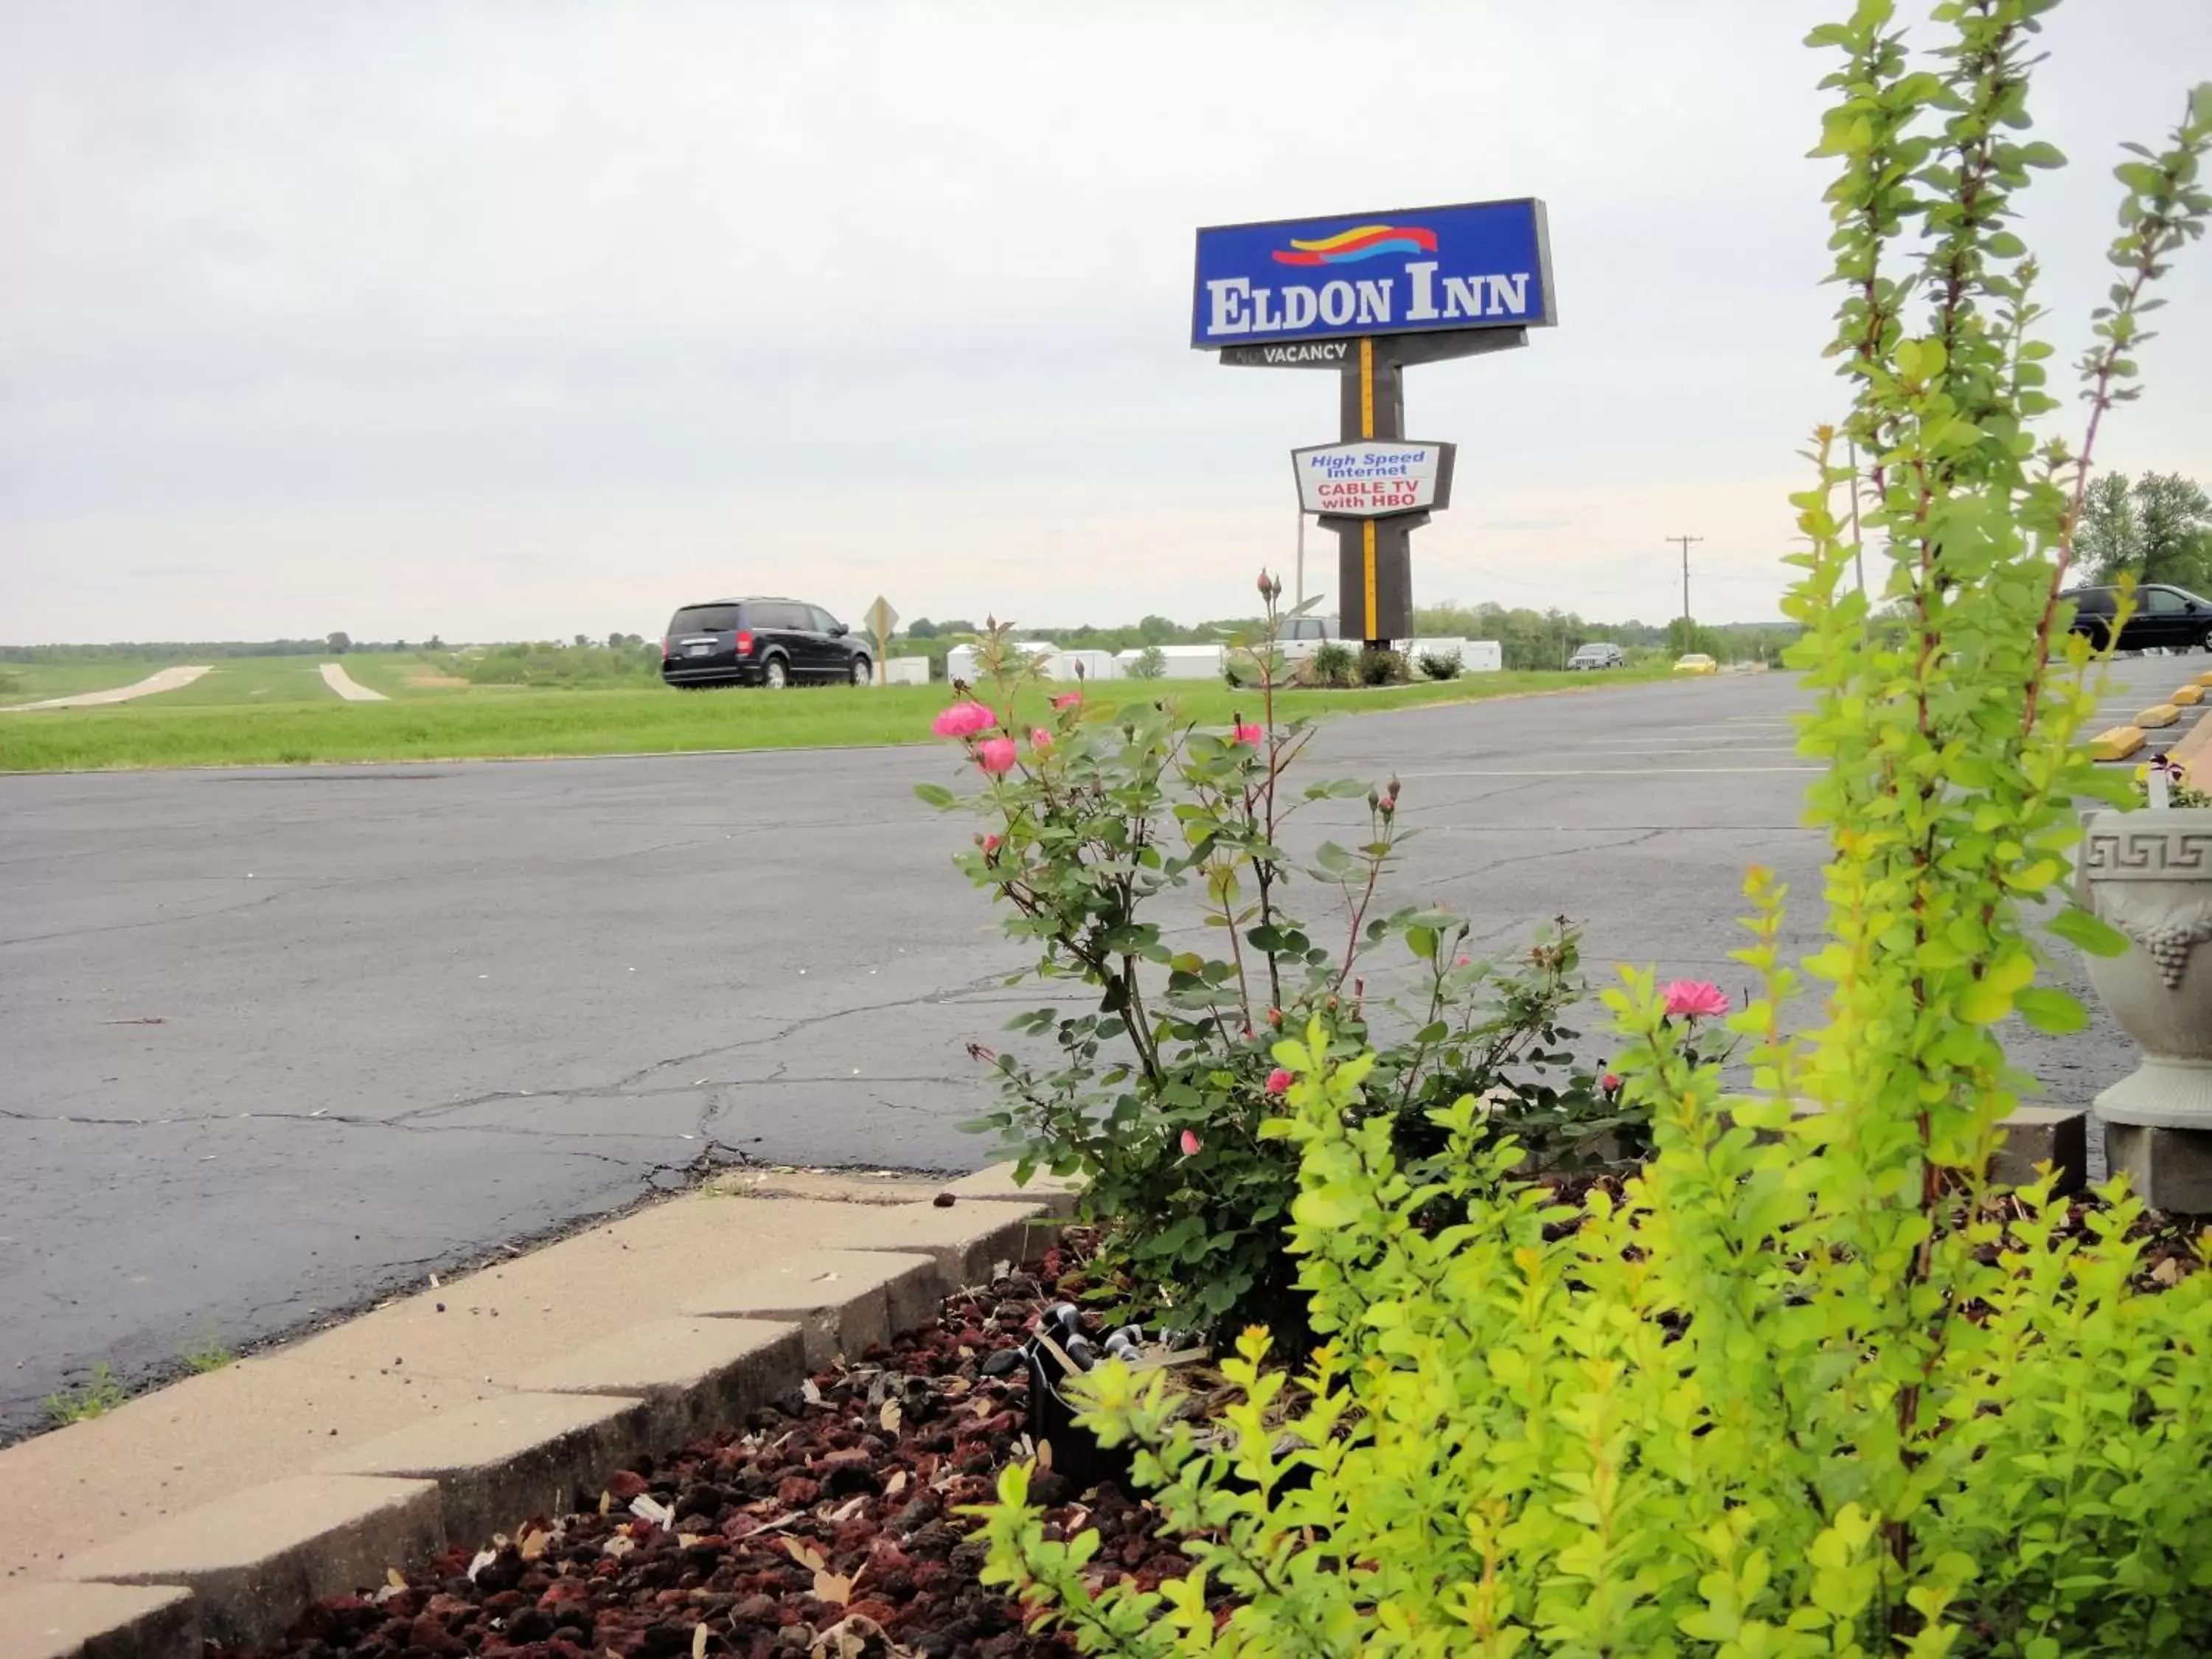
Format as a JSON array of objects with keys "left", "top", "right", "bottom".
[{"left": 0, "top": 661, "right": 2199, "bottom": 1436}]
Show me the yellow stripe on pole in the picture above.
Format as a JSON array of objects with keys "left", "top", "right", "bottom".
[
  {"left": 1363, "top": 520, "right": 1378, "bottom": 638},
  {"left": 1358, "top": 338, "right": 1377, "bottom": 637}
]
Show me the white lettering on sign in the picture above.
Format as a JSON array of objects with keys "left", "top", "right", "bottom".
[
  {"left": 1401, "top": 262, "right": 1534, "bottom": 323},
  {"left": 1206, "top": 277, "right": 1252, "bottom": 335},
  {"left": 1211, "top": 265, "right": 1535, "bottom": 338},
  {"left": 1239, "top": 341, "right": 1353, "bottom": 365}
]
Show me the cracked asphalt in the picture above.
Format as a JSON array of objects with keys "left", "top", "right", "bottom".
[{"left": 1, "top": 662, "right": 2189, "bottom": 1436}]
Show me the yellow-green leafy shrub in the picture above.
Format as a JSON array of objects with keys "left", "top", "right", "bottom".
[{"left": 975, "top": 2, "right": 2212, "bottom": 1652}]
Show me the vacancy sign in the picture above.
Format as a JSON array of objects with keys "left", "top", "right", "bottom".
[{"left": 1291, "top": 439, "right": 1455, "bottom": 518}]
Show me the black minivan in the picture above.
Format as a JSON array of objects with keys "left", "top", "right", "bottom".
[
  {"left": 660, "top": 598, "right": 872, "bottom": 689},
  {"left": 2062, "top": 583, "right": 2212, "bottom": 653}
]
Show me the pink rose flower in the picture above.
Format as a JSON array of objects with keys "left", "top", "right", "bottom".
[
  {"left": 1662, "top": 980, "right": 1731, "bottom": 1019},
  {"left": 1232, "top": 723, "right": 1263, "bottom": 746},
  {"left": 981, "top": 833, "right": 1001, "bottom": 853},
  {"left": 1455, "top": 956, "right": 1471, "bottom": 967},
  {"left": 1051, "top": 692, "right": 1082, "bottom": 709},
  {"left": 975, "top": 736, "right": 1018, "bottom": 775},
  {"left": 1601, "top": 1072, "right": 1622, "bottom": 1093},
  {"left": 931, "top": 702, "right": 995, "bottom": 739},
  {"left": 1029, "top": 727, "right": 1053, "bottom": 751},
  {"left": 1265, "top": 1068, "right": 1293, "bottom": 1094},
  {"left": 1179, "top": 1129, "right": 1201, "bottom": 1157}
]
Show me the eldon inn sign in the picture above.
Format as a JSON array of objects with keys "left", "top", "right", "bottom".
[{"left": 1192, "top": 197, "right": 1555, "bottom": 645}]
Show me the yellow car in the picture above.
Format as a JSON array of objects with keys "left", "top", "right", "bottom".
[{"left": 1672, "top": 653, "right": 1719, "bottom": 675}]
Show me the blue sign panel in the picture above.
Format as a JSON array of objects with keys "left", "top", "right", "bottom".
[{"left": 1191, "top": 198, "right": 1554, "bottom": 350}]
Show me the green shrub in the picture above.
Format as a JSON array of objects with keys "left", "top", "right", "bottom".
[
  {"left": 920, "top": 596, "right": 1636, "bottom": 1335},
  {"left": 1357, "top": 644, "right": 1405, "bottom": 686},
  {"left": 980, "top": 1020, "right": 2212, "bottom": 1656},
  {"left": 978, "top": 8, "right": 2212, "bottom": 1652},
  {"left": 1416, "top": 649, "right": 1461, "bottom": 681},
  {"left": 1307, "top": 640, "right": 1355, "bottom": 687},
  {"left": 1125, "top": 645, "right": 1167, "bottom": 681}
]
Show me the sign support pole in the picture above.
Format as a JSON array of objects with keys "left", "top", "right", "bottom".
[{"left": 1321, "top": 338, "right": 1421, "bottom": 649}]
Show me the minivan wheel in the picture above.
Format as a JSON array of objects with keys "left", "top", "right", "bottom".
[
  {"left": 763, "top": 656, "right": 789, "bottom": 689},
  {"left": 850, "top": 657, "right": 872, "bottom": 686}
]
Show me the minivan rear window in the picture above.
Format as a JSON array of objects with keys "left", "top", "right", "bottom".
[{"left": 669, "top": 605, "right": 739, "bottom": 633}]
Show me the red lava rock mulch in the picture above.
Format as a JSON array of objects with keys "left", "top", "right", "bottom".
[{"left": 232, "top": 1241, "right": 1167, "bottom": 1659}]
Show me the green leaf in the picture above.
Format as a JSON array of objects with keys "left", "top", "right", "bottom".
[
  {"left": 1405, "top": 925, "right": 1438, "bottom": 963},
  {"left": 1958, "top": 981, "right": 2014, "bottom": 1025},
  {"left": 912, "top": 782, "right": 958, "bottom": 809},
  {"left": 2047, "top": 905, "right": 2131, "bottom": 958},
  {"left": 2016, "top": 987, "right": 2090, "bottom": 1035}
]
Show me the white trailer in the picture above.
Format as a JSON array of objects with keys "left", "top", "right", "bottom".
[
  {"left": 1119, "top": 644, "right": 1227, "bottom": 681},
  {"left": 943, "top": 641, "right": 1055, "bottom": 686},
  {"left": 1040, "top": 648, "right": 1121, "bottom": 682}
]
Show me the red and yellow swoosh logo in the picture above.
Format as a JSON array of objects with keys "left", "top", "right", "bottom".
[{"left": 1271, "top": 224, "right": 1439, "bottom": 266}]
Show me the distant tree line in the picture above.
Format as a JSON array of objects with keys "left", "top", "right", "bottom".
[{"left": 0, "top": 636, "right": 456, "bottom": 660}]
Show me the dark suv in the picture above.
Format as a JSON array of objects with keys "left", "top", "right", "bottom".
[
  {"left": 2062, "top": 584, "right": 2212, "bottom": 653},
  {"left": 660, "top": 598, "right": 872, "bottom": 689}
]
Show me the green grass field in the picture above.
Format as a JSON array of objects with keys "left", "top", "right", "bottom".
[
  {"left": 0, "top": 661, "right": 1680, "bottom": 773},
  {"left": 154, "top": 657, "right": 346, "bottom": 705}
]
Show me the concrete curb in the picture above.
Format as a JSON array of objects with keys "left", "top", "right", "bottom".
[
  {"left": 942, "top": 1164, "right": 1083, "bottom": 1217},
  {"left": 58, "top": 1476, "right": 443, "bottom": 1650},
  {"left": 515, "top": 1317, "right": 804, "bottom": 1450},
  {"left": 313, "top": 1393, "right": 655, "bottom": 1549},
  {"left": 682, "top": 1251, "right": 945, "bottom": 1368},
  {"left": 14, "top": 1168, "right": 1062, "bottom": 1657},
  {"left": 0, "top": 1582, "right": 198, "bottom": 1659}
]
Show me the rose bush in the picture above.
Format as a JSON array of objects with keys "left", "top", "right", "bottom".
[{"left": 919, "top": 594, "right": 1640, "bottom": 1335}]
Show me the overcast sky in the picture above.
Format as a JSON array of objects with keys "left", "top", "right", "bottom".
[{"left": 3, "top": 0, "right": 2208, "bottom": 644}]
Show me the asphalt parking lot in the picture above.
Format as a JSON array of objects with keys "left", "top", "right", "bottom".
[{"left": 1, "top": 658, "right": 2201, "bottom": 1437}]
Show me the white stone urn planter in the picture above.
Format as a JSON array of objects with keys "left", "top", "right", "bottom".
[{"left": 2077, "top": 807, "right": 2212, "bottom": 1128}]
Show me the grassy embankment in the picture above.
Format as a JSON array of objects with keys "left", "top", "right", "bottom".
[{"left": 0, "top": 658, "right": 1678, "bottom": 773}]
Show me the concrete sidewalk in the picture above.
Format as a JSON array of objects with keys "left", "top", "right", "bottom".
[{"left": 0, "top": 1164, "right": 1072, "bottom": 1658}]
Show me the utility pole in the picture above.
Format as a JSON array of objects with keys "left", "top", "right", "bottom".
[
  {"left": 1667, "top": 533, "right": 1703, "bottom": 646},
  {"left": 1295, "top": 508, "right": 1307, "bottom": 608}
]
